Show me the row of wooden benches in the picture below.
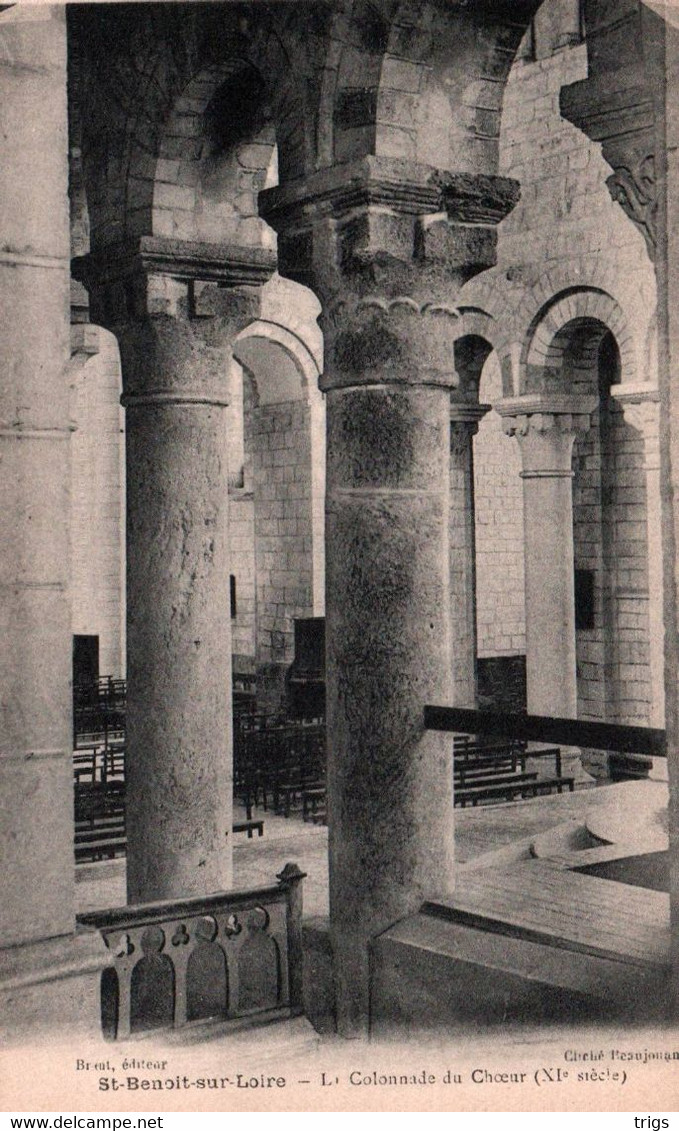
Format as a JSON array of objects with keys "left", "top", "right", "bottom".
[
  {"left": 73, "top": 730, "right": 575, "bottom": 860},
  {"left": 452, "top": 737, "right": 574, "bottom": 807},
  {"left": 233, "top": 727, "right": 573, "bottom": 823},
  {"left": 75, "top": 813, "right": 265, "bottom": 863},
  {"left": 75, "top": 785, "right": 264, "bottom": 864},
  {"left": 234, "top": 714, "right": 326, "bottom": 821}
]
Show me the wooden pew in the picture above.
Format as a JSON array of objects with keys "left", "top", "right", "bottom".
[
  {"left": 452, "top": 732, "right": 570, "bottom": 807},
  {"left": 455, "top": 775, "right": 575, "bottom": 808}
]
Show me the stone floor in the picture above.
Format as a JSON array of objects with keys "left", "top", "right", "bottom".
[{"left": 75, "top": 779, "right": 664, "bottom": 917}]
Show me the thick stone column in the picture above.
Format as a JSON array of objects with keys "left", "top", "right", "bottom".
[
  {"left": 262, "top": 156, "right": 519, "bottom": 1035},
  {"left": 0, "top": 5, "right": 106, "bottom": 1039},
  {"left": 610, "top": 386, "right": 664, "bottom": 728},
  {"left": 498, "top": 397, "right": 596, "bottom": 721},
  {"left": 449, "top": 404, "right": 489, "bottom": 707},
  {"left": 75, "top": 240, "right": 274, "bottom": 902}
]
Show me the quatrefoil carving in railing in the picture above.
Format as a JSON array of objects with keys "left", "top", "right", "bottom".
[
  {"left": 141, "top": 925, "right": 165, "bottom": 954},
  {"left": 171, "top": 924, "right": 190, "bottom": 947},
  {"left": 246, "top": 906, "right": 270, "bottom": 933},
  {"left": 195, "top": 915, "right": 218, "bottom": 943},
  {"left": 112, "top": 933, "right": 134, "bottom": 958},
  {"left": 223, "top": 913, "right": 242, "bottom": 938}
]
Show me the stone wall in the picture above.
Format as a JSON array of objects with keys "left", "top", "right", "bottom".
[
  {"left": 229, "top": 491, "right": 256, "bottom": 669},
  {"left": 70, "top": 326, "right": 125, "bottom": 678},
  {"left": 475, "top": 354, "right": 525, "bottom": 659},
  {"left": 601, "top": 407, "right": 652, "bottom": 724},
  {"left": 498, "top": 41, "right": 655, "bottom": 318},
  {"left": 466, "top": 23, "right": 658, "bottom": 729},
  {"left": 245, "top": 394, "right": 315, "bottom": 701}
]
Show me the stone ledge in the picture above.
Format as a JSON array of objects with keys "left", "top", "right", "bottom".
[
  {"left": 0, "top": 929, "right": 110, "bottom": 1044},
  {"left": 73, "top": 237, "right": 277, "bottom": 289}
]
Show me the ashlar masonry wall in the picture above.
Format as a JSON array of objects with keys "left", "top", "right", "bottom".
[
  {"left": 70, "top": 326, "right": 126, "bottom": 678},
  {"left": 469, "top": 19, "right": 657, "bottom": 729},
  {"left": 244, "top": 389, "right": 315, "bottom": 706},
  {"left": 475, "top": 354, "right": 525, "bottom": 660}
]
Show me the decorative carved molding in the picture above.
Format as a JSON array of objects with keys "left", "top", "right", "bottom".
[
  {"left": 318, "top": 290, "right": 462, "bottom": 392},
  {"left": 497, "top": 396, "right": 596, "bottom": 477},
  {"left": 441, "top": 173, "right": 521, "bottom": 227},
  {"left": 449, "top": 401, "right": 491, "bottom": 427},
  {"left": 495, "top": 394, "right": 598, "bottom": 422},
  {"left": 260, "top": 156, "right": 520, "bottom": 230},
  {"left": 73, "top": 237, "right": 277, "bottom": 290},
  {"left": 355, "top": 296, "right": 460, "bottom": 320},
  {"left": 260, "top": 157, "right": 443, "bottom": 227},
  {"left": 606, "top": 155, "right": 657, "bottom": 259}
]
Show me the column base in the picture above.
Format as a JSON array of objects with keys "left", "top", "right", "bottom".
[
  {"left": 0, "top": 929, "right": 110, "bottom": 1045},
  {"left": 561, "top": 746, "right": 597, "bottom": 786}
]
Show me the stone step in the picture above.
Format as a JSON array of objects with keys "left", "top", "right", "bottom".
[
  {"left": 371, "top": 904, "right": 668, "bottom": 1038},
  {"left": 161, "top": 1013, "right": 320, "bottom": 1066}
]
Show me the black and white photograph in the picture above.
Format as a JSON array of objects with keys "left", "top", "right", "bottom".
[{"left": 1, "top": 0, "right": 678, "bottom": 1114}]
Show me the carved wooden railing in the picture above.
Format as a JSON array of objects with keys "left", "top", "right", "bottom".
[{"left": 77, "top": 863, "right": 305, "bottom": 1040}]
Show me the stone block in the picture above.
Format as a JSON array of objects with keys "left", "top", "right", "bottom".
[
  {"left": 154, "top": 181, "right": 196, "bottom": 212},
  {"left": 380, "top": 56, "right": 423, "bottom": 92},
  {"left": 377, "top": 125, "right": 417, "bottom": 160},
  {"left": 155, "top": 158, "right": 181, "bottom": 183}
]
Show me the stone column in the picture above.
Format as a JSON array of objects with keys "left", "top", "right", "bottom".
[
  {"left": 262, "top": 156, "right": 519, "bottom": 1035},
  {"left": 612, "top": 385, "right": 664, "bottom": 728},
  {"left": 449, "top": 404, "right": 490, "bottom": 707},
  {"left": 497, "top": 396, "right": 596, "bottom": 722},
  {"left": 0, "top": 5, "right": 106, "bottom": 1038},
  {"left": 75, "top": 239, "right": 274, "bottom": 903}
]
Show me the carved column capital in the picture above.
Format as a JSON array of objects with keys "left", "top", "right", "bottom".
[
  {"left": 610, "top": 382, "right": 661, "bottom": 470},
  {"left": 318, "top": 296, "right": 462, "bottom": 392},
  {"left": 261, "top": 158, "right": 519, "bottom": 394},
  {"left": 449, "top": 401, "right": 491, "bottom": 452},
  {"left": 262, "top": 158, "right": 518, "bottom": 389},
  {"left": 73, "top": 238, "right": 276, "bottom": 407},
  {"left": 496, "top": 395, "right": 597, "bottom": 477},
  {"left": 260, "top": 157, "right": 519, "bottom": 294}
]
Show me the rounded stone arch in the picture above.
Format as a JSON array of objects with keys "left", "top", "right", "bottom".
[
  {"left": 233, "top": 320, "right": 320, "bottom": 407},
  {"left": 455, "top": 308, "right": 497, "bottom": 346},
  {"left": 455, "top": 276, "right": 526, "bottom": 396},
  {"left": 316, "top": 0, "right": 395, "bottom": 168},
  {"left": 126, "top": 61, "right": 279, "bottom": 250},
  {"left": 317, "top": 0, "right": 541, "bottom": 171},
  {"left": 454, "top": 334, "right": 495, "bottom": 399},
  {"left": 231, "top": 317, "right": 326, "bottom": 697},
  {"left": 75, "top": 4, "right": 310, "bottom": 252},
  {"left": 521, "top": 288, "right": 638, "bottom": 393},
  {"left": 453, "top": 307, "right": 521, "bottom": 400}
]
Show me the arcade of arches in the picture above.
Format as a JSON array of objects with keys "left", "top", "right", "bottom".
[{"left": 2, "top": 0, "right": 679, "bottom": 1041}]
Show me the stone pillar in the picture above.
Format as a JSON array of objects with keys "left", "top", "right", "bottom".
[
  {"left": 262, "top": 156, "right": 519, "bottom": 1035},
  {"left": 0, "top": 5, "right": 106, "bottom": 1039},
  {"left": 75, "top": 239, "right": 275, "bottom": 903},
  {"left": 449, "top": 404, "right": 490, "bottom": 707},
  {"left": 612, "top": 385, "right": 664, "bottom": 728},
  {"left": 497, "top": 397, "right": 596, "bottom": 722}
]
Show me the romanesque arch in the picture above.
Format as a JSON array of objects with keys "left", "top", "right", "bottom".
[{"left": 230, "top": 315, "right": 325, "bottom": 706}]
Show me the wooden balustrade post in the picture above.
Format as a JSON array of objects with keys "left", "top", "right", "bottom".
[{"left": 277, "top": 863, "right": 306, "bottom": 1014}]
